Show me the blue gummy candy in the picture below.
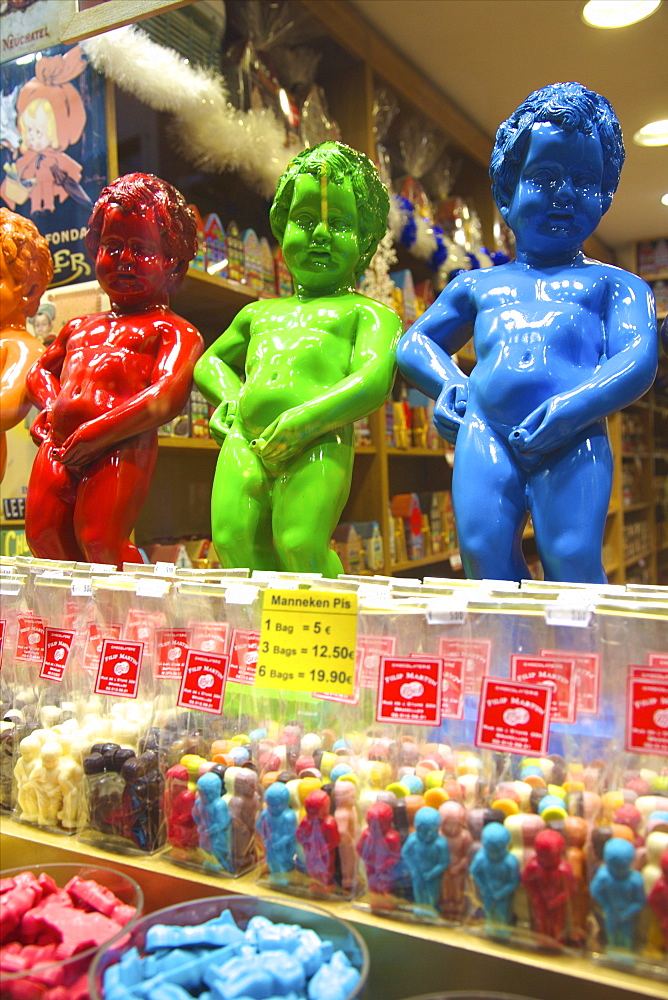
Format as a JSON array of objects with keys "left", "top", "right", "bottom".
[
  {"left": 307, "top": 951, "right": 360, "bottom": 1000},
  {"left": 262, "top": 950, "right": 306, "bottom": 993},
  {"left": 144, "top": 986, "right": 194, "bottom": 1000},
  {"left": 145, "top": 922, "right": 244, "bottom": 952}
]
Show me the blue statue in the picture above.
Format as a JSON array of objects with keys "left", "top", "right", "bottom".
[
  {"left": 257, "top": 780, "right": 297, "bottom": 883},
  {"left": 590, "top": 837, "right": 645, "bottom": 953},
  {"left": 397, "top": 82, "right": 657, "bottom": 583},
  {"left": 193, "top": 770, "right": 231, "bottom": 871},
  {"left": 470, "top": 822, "right": 520, "bottom": 930},
  {"left": 400, "top": 805, "right": 450, "bottom": 913}
]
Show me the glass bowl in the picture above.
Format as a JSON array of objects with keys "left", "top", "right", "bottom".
[
  {"left": 89, "top": 893, "right": 369, "bottom": 1000},
  {"left": 1, "top": 862, "right": 143, "bottom": 1000}
]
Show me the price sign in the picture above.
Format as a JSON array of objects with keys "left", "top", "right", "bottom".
[{"left": 255, "top": 589, "right": 357, "bottom": 696}]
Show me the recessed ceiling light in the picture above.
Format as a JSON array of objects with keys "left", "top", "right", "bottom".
[
  {"left": 661, "top": 192, "right": 668, "bottom": 206},
  {"left": 633, "top": 120, "right": 668, "bottom": 146},
  {"left": 582, "top": 0, "right": 661, "bottom": 28}
]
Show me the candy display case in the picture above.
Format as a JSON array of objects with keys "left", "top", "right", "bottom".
[{"left": 2, "top": 564, "right": 667, "bottom": 998}]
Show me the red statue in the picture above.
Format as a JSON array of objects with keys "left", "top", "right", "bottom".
[
  {"left": 296, "top": 788, "right": 340, "bottom": 891},
  {"left": 522, "top": 828, "right": 574, "bottom": 944},
  {"left": 25, "top": 174, "right": 203, "bottom": 567}
]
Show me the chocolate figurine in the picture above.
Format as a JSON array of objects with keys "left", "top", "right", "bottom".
[
  {"left": 397, "top": 83, "right": 657, "bottom": 582},
  {"left": 25, "top": 173, "right": 203, "bottom": 568}
]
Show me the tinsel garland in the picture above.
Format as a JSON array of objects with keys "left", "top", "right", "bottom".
[
  {"left": 81, "top": 26, "right": 295, "bottom": 198},
  {"left": 388, "top": 192, "right": 452, "bottom": 272}
]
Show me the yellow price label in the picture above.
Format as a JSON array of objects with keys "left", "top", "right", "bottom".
[{"left": 255, "top": 588, "right": 358, "bottom": 696}]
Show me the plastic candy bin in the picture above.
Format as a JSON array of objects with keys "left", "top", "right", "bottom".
[
  {"left": 1, "top": 862, "right": 143, "bottom": 1000},
  {"left": 89, "top": 893, "right": 369, "bottom": 1000}
]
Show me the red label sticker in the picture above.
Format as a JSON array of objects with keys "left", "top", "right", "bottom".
[
  {"left": 124, "top": 608, "right": 167, "bottom": 645},
  {"left": 40, "top": 627, "right": 76, "bottom": 682},
  {"left": 84, "top": 622, "right": 122, "bottom": 672},
  {"left": 94, "top": 639, "right": 143, "bottom": 698},
  {"left": 440, "top": 656, "right": 465, "bottom": 720},
  {"left": 648, "top": 653, "right": 668, "bottom": 669},
  {"left": 16, "top": 614, "right": 46, "bottom": 662},
  {"left": 177, "top": 649, "right": 228, "bottom": 715},
  {"left": 357, "top": 634, "right": 397, "bottom": 690},
  {"left": 438, "top": 637, "right": 491, "bottom": 696},
  {"left": 154, "top": 627, "right": 192, "bottom": 680},
  {"left": 189, "top": 621, "right": 229, "bottom": 655},
  {"left": 476, "top": 677, "right": 552, "bottom": 756},
  {"left": 626, "top": 678, "right": 668, "bottom": 756},
  {"left": 629, "top": 663, "right": 668, "bottom": 684},
  {"left": 511, "top": 654, "right": 576, "bottom": 724},
  {"left": 228, "top": 628, "right": 260, "bottom": 685},
  {"left": 540, "top": 648, "right": 600, "bottom": 715},
  {"left": 376, "top": 656, "right": 442, "bottom": 726}
]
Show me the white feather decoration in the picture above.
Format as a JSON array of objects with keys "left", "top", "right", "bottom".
[{"left": 81, "top": 25, "right": 295, "bottom": 198}]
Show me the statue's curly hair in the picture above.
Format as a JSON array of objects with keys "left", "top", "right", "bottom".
[
  {"left": 490, "top": 82, "right": 624, "bottom": 215},
  {"left": 0, "top": 208, "right": 53, "bottom": 317},
  {"left": 270, "top": 142, "right": 389, "bottom": 281},
  {"left": 86, "top": 173, "right": 197, "bottom": 289}
]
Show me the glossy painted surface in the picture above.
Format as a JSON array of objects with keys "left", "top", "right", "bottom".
[
  {"left": 397, "top": 84, "right": 658, "bottom": 583},
  {"left": 0, "top": 208, "right": 52, "bottom": 480},
  {"left": 24, "top": 174, "right": 203, "bottom": 568},
  {"left": 195, "top": 142, "right": 401, "bottom": 575},
  {"left": 590, "top": 837, "right": 645, "bottom": 952}
]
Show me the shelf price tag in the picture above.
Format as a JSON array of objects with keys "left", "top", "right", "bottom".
[{"left": 255, "top": 588, "right": 358, "bottom": 696}]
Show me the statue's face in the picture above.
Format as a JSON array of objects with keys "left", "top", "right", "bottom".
[
  {"left": 282, "top": 173, "right": 360, "bottom": 296},
  {"left": 96, "top": 205, "right": 171, "bottom": 310},
  {"left": 501, "top": 122, "right": 604, "bottom": 259}
]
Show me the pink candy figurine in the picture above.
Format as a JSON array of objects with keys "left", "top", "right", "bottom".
[
  {"left": 522, "top": 828, "right": 574, "bottom": 944},
  {"left": 439, "top": 800, "right": 472, "bottom": 921},
  {"left": 648, "top": 847, "right": 668, "bottom": 948},
  {"left": 357, "top": 800, "right": 401, "bottom": 909},
  {"left": 296, "top": 788, "right": 339, "bottom": 892}
]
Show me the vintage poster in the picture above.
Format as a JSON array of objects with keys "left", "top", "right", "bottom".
[{"left": 0, "top": 41, "right": 107, "bottom": 286}]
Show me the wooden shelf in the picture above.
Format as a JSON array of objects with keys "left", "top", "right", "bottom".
[
  {"left": 1, "top": 818, "right": 663, "bottom": 1000},
  {"left": 158, "top": 436, "right": 219, "bottom": 450},
  {"left": 386, "top": 447, "right": 450, "bottom": 458},
  {"left": 391, "top": 551, "right": 457, "bottom": 573}
]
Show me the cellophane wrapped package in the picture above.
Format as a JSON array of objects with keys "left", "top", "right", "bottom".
[{"left": 77, "top": 574, "right": 164, "bottom": 855}]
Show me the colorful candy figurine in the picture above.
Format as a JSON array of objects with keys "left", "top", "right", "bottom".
[
  {"left": 25, "top": 173, "right": 203, "bottom": 567},
  {"left": 193, "top": 770, "right": 231, "bottom": 871},
  {"left": 563, "top": 815, "right": 590, "bottom": 945},
  {"left": 0, "top": 208, "right": 52, "bottom": 481},
  {"left": 257, "top": 780, "right": 298, "bottom": 883},
  {"left": 333, "top": 778, "right": 360, "bottom": 892},
  {"left": 164, "top": 763, "right": 198, "bottom": 852},
  {"left": 648, "top": 848, "right": 668, "bottom": 948},
  {"left": 397, "top": 83, "right": 657, "bottom": 583},
  {"left": 590, "top": 836, "right": 645, "bottom": 953},
  {"left": 356, "top": 800, "right": 402, "bottom": 909},
  {"left": 401, "top": 805, "right": 450, "bottom": 915},
  {"left": 194, "top": 141, "right": 402, "bottom": 574},
  {"left": 229, "top": 767, "right": 262, "bottom": 873},
  {"left": 470, "top": 822, "right": 520, "bottom": 931},
  {"left": 439, "top": 799, "right": 473, "bottom": 920},
  {"left": 296, "top": 787, "right": 340, "bottom": 891},
  {"left": 521, "top": 828, "right": 574, "bottom": 944}
]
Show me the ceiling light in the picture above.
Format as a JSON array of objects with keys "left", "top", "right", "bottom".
[
  {"left": 633, "top": 120, "right": 668, "bottom": 146},
  {"left": 661, "top": 193, "right": 668, "bottom": 206},
  {"left": 582, "top": 0, "right": 661, "bottom": 28}
]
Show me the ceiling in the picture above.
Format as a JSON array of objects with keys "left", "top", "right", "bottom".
[{"left": 349, "top": 0, "right": 668, "bottom": 250}]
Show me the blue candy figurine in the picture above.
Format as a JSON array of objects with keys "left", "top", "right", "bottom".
[
  {"left": 470, "top": 821, "right": 520, "bottom": 930},
  {"left": 257, "top": 780, "right": 298, "bottom": 883},
  {"left": 397, "top": 82, "right": 657, "bottom": 583},
  {"left": 193, "top": 770, "right": 231, "bottom": 871},
  {"left": 590, "top": 836, "right": 645, "bottom": 953},
  {"left": 400, "top": 805, "right": 450, "bottom": 914}
]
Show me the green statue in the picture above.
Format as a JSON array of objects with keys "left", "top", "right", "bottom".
[{"left": 195, "top": 142, "right": 401, "bottom": 575}]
